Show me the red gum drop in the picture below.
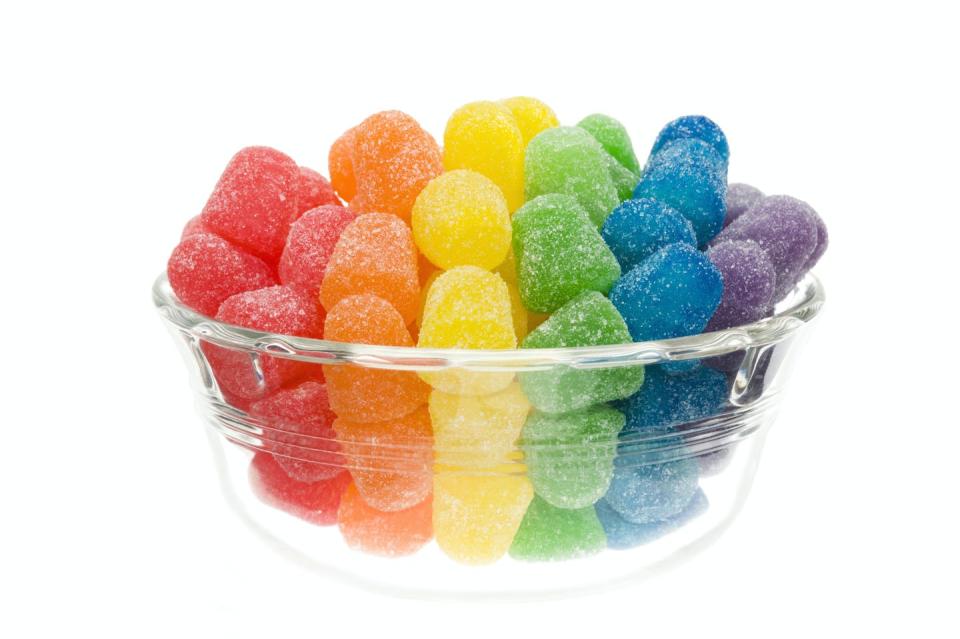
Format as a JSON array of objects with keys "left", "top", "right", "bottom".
[
  {"left": 249, "top": 452, "right": 350, "bottom": 526},
  {"left": 167, "top": 232, "right": 277, "bottom": 317},
  {"left": 204, "top": 285, "right": 324, "bottom": 402},
  {"left": 279, "top": 205, "right": 355, "bottom": 297},
  {"left": 297, "top": 166, "right": 341, "bottom": 216},
  {"left": 249, "top": 381, "right": 344, "bottom": 482},
  {"left": 180, "top": 214, "right": 210, "bottom": 240},
  {"left": 200, "top": 146, "right": 300, "bottom": 264}
]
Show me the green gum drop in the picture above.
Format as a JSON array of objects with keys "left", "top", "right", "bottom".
[
  {"left": 509, "top": 495, "right": 607, "bottom": 561},
  {"left": 577, "top": 113, "right": 642, "bottom": 174},
  {"left": 520, "top": 291, "right": 644, "bottom": 413},
  {"left": 524, "top": 127, "right": 620, "bottom": 227},
  {"left": 512, "top": 194, "right": 621, "bottom": 313},
  {"left": 520, "top": 404, "right": 624, "bottom": 509}
]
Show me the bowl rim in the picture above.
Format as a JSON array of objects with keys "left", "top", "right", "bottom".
[{"left": 153, "top": 272, "right": 824, "bottom": 372}]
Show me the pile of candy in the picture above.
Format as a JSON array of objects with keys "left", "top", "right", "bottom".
[{"left": 166, "top": 97, "right": 827, "bottom": 564}]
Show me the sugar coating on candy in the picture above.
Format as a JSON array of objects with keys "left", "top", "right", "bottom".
[
  {"left": 249, "top": 452, "right": 350, "bottom": 526},
  {"left": 334, "top": 406, "right": 433, "bottom": 512},
  {"left": 328, "top": 126, "right": 357, "bottom": 202},
  {"left": 577, "top": 113, "right": 641, "bottom": 175},
  {"left": 320, "top": 213, "right": 421, "bottom": 325},
  {"left": 419, "top": 267, "right": 516, "bottom": 349},
  {"left": 601, "top": 197, "right": 697, "bottom": 273},
  {"left": 602, "top": 151, "right": 641, "bottom": 202},
  {"left": 180, "top": 215, "right": 209, "bottom": 240},
  {"left": 418, "top": 266, "right": 516, "bottom": 395},
  {"left": 512, "top": 194, "right": 621, "bottom": 313},
  {"left": 499, "top": 96, "right": 560, "bottom": 145},
  {"left": 636, "top": 138, "right": 727, "bottom": 246},
  {"left": 705, "top": 240, "right": 777, "bottom": 330},
  {"left": 521, "top": 404, "right": 624, "bottom": 509},
  {"left": 716, "top": 195, "right": 820, "bottom": 300},
  {"left": 444, "top": 101, "right": 526, "bottom": 212},
  {"left": 605, "top": 440, "right": 700, "bottom": 524},
  {"left": 525, "top": 126, "right": 620, "bottom": 227},
  {"left": 610, "top": 243, "right": 724, "bottom": 343},
  {"left": 804, "top": 207, "right": 829, "bottom": 273},
  {"left": 249, "top": 382, "right": 343, "bottom": 482},
  {"left": 650, "top": 115, "right": 730, "bottom": 169},
  {"left": 430, "top": 383, "right": 530, "bottom": 468},
  {"left": 279, "top": 205, "right": 355, "bottom": 297},
  {"left": 338, "top": 483, "right": 432, "bottom": 556},
  {"left": 509, "top": 495, "right": 606, "bottom": 561},
  {"left": 204, "top": 285, "right": 324, "bottom": 401},
  {"left": 200, "top": 146, "right": 300, "bottom": 263},
  {"left": 297, "top": 166, "right": 340, "bottom": 215},
  {"left": 620, "top": 366, "right": 728, "bottom": 436},
  {"left": 725, "top": 183, "right": 764, "bottom": 227},
  {"left": 167, "top": 232, "right": 276, "bottom": 317},
  {"left": 412, "top": 170, "right": 512, "bottom": 270},
  {"left": 433, "top": 469, "right": 534, "bottom": 564},
  {"left": 596, "top": 488, "right": 707, "bottom": 549},
  {"left": 495, "top": 252, "right": 530, "bottom": 340},
  {"left": 520, "top": 292, "right": 644, "bottom": 413},
  {"left": 323, "top": 295, "right": 429, "bottom": 422},
  {"left": 348, "top": 111, "right": 443, "bottom": 223}
]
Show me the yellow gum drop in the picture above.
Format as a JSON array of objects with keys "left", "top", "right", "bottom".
[
  {"left": 430, "top": 383, "right": 530, "bottom": 468},
  {"left": 500, "top": 96, "right": 560, "bottom": 145},
  {"left": 418, "top": 266, "right": 516, "bottom": 395},
  {"left": 443, "top": 101, "right": 525, "bottom": 212},
  {"left": 433, "top": 467, "right": 534, "bottom": 565},
  {"left": 412, "top": 170, "right": 512, "bottom": 271}
]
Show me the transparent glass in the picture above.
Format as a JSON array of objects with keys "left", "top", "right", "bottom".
[{"left": 153, "top": 273, "right": 824, "bottom": 597}]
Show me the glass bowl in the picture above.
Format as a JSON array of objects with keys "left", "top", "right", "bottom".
[{"left": 153, "top": 272, "right": 824, "bottom": 597}]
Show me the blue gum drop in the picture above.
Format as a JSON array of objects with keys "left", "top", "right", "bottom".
[
  {"left": 619, "top": 366, "right": 729, "bottom": 437},
  {"left": 604, "top": 437, "right": 701, "bottom": 524},
  {"left": 596, "top": 488, "right": 708, "bottom": 549},
  {"left": 601, "top": 197, "right": 697, "bottom": 273},
  {"left": 635, "top": 138, "right": 727, "bottom": 246},
  {"left": 649, "top": 115, "right": 729, "bottom": 171},
  {"left": 609, "top": 243, "right": 724, "bottom": 343}
]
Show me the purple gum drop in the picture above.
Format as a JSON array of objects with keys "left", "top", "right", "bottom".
[
  {"left": 706, "top": 240, "right": 777, "bottom": 330},
  {"left": 803, "top": 209, "right": 829, "bottom": 272},
  {"left": 724, "top": 183, "right": 764, "bottom": 227},
  {"left": 713, "top": 195, "right": 818, "bottom": 301}
]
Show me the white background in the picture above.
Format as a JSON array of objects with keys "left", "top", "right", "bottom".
[{"left": 1, "top": 1, "right": 958, "bottom": 636}]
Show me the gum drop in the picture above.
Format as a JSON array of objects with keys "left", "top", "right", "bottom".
[
  {"left": 444, "top": 101, "right": 526, "bottom": 212},
  {"left": 167, "top": 232, "right": 276, "bottom": 317},
  {"left": 200, "top": 146, "right": 300, "bottom": 263}
]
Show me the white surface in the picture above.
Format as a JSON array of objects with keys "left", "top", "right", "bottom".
[{"left": 1, "top": 1, "right": 957, "bottom": 636}]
